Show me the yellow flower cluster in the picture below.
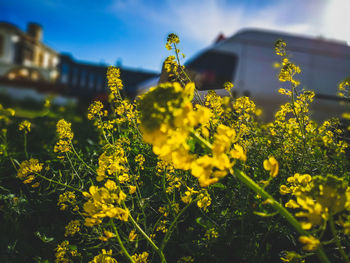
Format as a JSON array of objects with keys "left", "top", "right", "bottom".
[
  {"left": 205, "top": 228, "right": 219, "bottom": 240},
  {"left": 318, "top": 119, "right": 348, "bottom": 154},
  {"left": 57, "top": 191, "right": 77, "bottom": 211},
  {"left": 17, "top": 158, "right": 43, "bottom": 185},
  {"left": 338, "top": 77, "right": 350, "bottom": 98},
  {"left": 156, "top": 160, "right": 182, "bottom": 193},
  {"left": 282, "top": 174, "right": 350, "bottom": 230},
  {"left": 18, "top": 120, "right": 31, "bottom": 133},
  {"left": 64, "top": 220, "right": 80, "bottom": 237},
  {"left": 87, "top": 100, "right": 104, "bottom": 120},
  {"left": 163, "top": 55, "right": 179, "bottom": 78},
  {"left": 55, "top": 240, "right": 70, "bottom": 263},
  {"left": 177, "top": 256, "right": 195, "bottom": 263},
  {"left": 131, "top": 251, "right": 149, "bottom": 263},
  {"left": 83, "top": 180, "right": 129, "bottom": 226},
  {"left": 135, "top": 154, "right": 145, "bottom": 169},
  {"left": 115, "top": 99, "right": 136, "bottom": 125},
  {"left": 278, "top": 58, "right": 301, "bottom": 86},
  {"left": 205, "top": 90, "right": 224, "bottom": 117},
  {"left": 274, "top": 40, "right": 301, "bottom": 87},
  {"left": 54, "top": 119, "right": 74, "bottom": 157},
  {"left": 89, "top": 249, "right": 118, "bottom": 263},
  {"left": 233, "top": 96, "right": 260, "bottom": 122},
  {"left": 274, "top": 39, "right": 287, "bottom": 57},
  {"left": 197, "top": 191, "right": 212, "bottom": 211},
  {"left": 181, "top": 187, "right": 198, "bottom": 204},
  {"left": 0, "top": 103, "right": 15, "bottom": 124},
  {"left": 139, "top": 82, "right": 247, "bottom": 187},
  {"left": 96, "top": 146, "right": 128, "bottom": 182},
  {"left": 280, "top": 173, "right": 312, "bottom": 196},
  {"left": 192, "top": 125, "right": 245, "bottom": 187},
  {"left": 166, "top": 33, "right": 180, "bottom": 50},
  {"left": 223, "top": 81, "right": 234, "bottom": 92},
  {"left": 139, "top": 82, "right": 205, "bottom": 168},
  {"left": 107, "top": 66, "right": 123, "bottom": 100},
  {"left": 156, "top": 220, "right": 168, "bottom": 233}
]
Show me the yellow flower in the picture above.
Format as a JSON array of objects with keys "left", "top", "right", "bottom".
[
  {"left": 298, "top": 235, "right": 320, "bottom": 251},
  {"left": 56, "top": 119, "right": 73, "bottom": 140},
  {"left": 17, "top": 159, "right": 43, "bottom": 185},
  {"left": 18, "top": 120, "right": 31, "bottom": 133},
  {"left": 280, "top": 251, "right": 305, "bottom": 263},
  {"left": 87, "top": 100, "right": 104, "bottom": 120},
  {"left": 57, "top": 191, "right": 76, "bottom": 210},
  {"left": 64, "top": 220, "right": 80, "bottom": 237},
  {"left": 295, "top": 196, "right": 326, "bottom": 230},
  {"left": 55, "top": 240, "right": 70, "bottom": 263},
  {"left": 197, "top": 192, "right": 212, "bottom": 211},
  {"left": 54, "top": 119, "right": 74, "bottom": 157},
  {"left": 107, "top": 66, "right": 123, "bottom": 97},
  {"left": 129, "top": 229, "right": 137, "bottom": 241},
  {"left": 135, "top": 154, "right": 145, "bottom": 169},
  {"left": 263, "top": 156, "right": 279, "bottom": 178},
  {"left": 89, "top": 249, "right": 118, "bottom": 263},
  {"left": 83, "top": 184, "right": 129, "bottom": 226},
  {"left": 131, "top": 251, "right": 149, "bottom": 263},
  {"left": 223, "top": 81, "right": 234, "bottom": 92},
  {"left": 285, "top": 199, "right": 300, "bottom": 209},
  {"left": 205, "top": 228, "right": 219, "bottom": 240},
  {"left": 230, "top": 144, "right": 247, "bottom": 162},
  {"left": 129, "top": 185, "right": 137, "bottom": 194},
  {"left": 99, "top": 230, "right": 115, "bottom": 241}
]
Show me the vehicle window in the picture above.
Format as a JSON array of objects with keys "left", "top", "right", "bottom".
[{"left": 186, "top": 50, "right": 238, "bottom": 90}]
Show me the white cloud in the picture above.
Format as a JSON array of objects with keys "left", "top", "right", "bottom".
[
  {"left": 322, "top": 0, "right": 350, "bottom": 44},
  {"left": 109, "top": 0, "right": 349, "bottom": 45}
]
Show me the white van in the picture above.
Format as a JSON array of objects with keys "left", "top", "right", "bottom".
[{"left": 139, "top": 29, "right": 350, "bottom": 120}]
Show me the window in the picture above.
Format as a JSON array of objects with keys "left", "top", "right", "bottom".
[
  {"left": 60, "top": 63, "right": 70, "bottom": 84},
  {"left": 89, "top": 74, "right": 95, "bottom": 90},
  {"left": 72, "top": 68, "right": 79, "bottom": 86},
  {"left": 38, "top": 52, "right": 44, "bottom": 67},
  {"left": 80, "top": 70, "right": 87, "bottom": 87},
  {"left": 186, "top": 50, "right": 238, "bottom": 90}
]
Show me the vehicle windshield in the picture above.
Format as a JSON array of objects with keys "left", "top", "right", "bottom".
[{"left": 186, "top": 50, "right": 238, "bottom": 90}]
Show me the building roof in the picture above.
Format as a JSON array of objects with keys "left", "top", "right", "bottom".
[{"left": 0, "top": 21, "right": 58, "bottom": 55}]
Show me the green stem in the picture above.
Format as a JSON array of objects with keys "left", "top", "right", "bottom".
[
  {"left": 173, "top": 43, "right": 204, "bottom": 106},
  {"left": 190, "top": 131, "right": 213, "bottom": 151},
  {"left": 162, "top": 172, "right": 175, "bottom": 216},
  {"left": 232, "top": 168, "right": 330, "bottom": 263},
  {"left": 66, "top": 153, "right": 82, "bottom": 181},
  {"left": 70, "top": 143, "right": 96, "bottom": 175},
  {"left": 329, "top": 214, "right": 350, "bottom": 263},
  {"left": 126, "top": 206, "right": 167, "bottom": 263},
  {"left": 24, "top": 133, "right": 29, "bottom": 159},
  {"left": 110, "top": 219, "right": 135, "bottom": 263},
  {"left": 36, "top": 173, "right": 82, "bottom": 193},
  {"left": 160, "top": 200, "right": 194, "bottom": 251}
]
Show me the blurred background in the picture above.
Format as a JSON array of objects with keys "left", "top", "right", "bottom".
[{"left": 0, "top": 0, "right": 350, "bottom": 119}]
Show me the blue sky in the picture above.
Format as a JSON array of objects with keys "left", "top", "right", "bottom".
[{"left": 0, "top": 0, "right": 349, "bottom": 71}]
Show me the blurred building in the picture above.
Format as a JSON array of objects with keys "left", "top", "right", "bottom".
[
  {"left": 58, "top": 54, "right": 158, "bottom": 99},
  {"left": 0, "top": 21, "right": 158, "bottom": 102},
  {"left": 0, "top": 22, "right": 59, "bottom": 84}
]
